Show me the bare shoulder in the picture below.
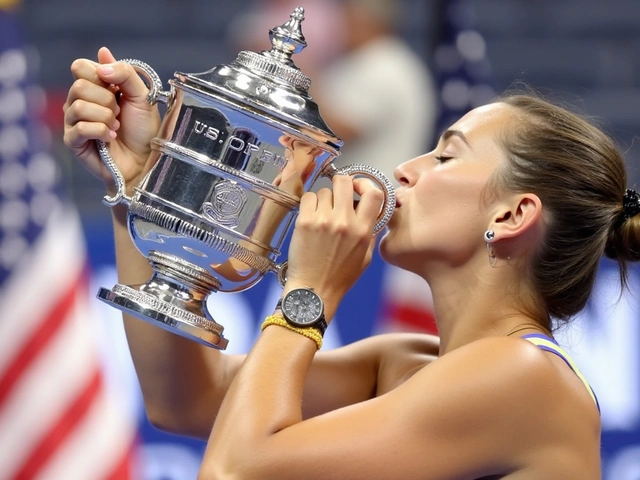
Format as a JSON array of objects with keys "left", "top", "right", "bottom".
[
  {"left": 416, "top": 336, "right": 582, "bottom": 408},
  {"left": 452, "top": 336, "right": 599, "bottom": 419},
  {"left": 410, "top": 336, "right": 558, "bottom": 405},
  {"left": 402, "top": 336, "right": 601, "bottom": 471}
]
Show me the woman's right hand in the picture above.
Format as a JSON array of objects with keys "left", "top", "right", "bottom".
[{"left": 62, "top": 47, "right": 161, "bottom": 194}]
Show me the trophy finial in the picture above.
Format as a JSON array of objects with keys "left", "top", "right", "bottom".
[
  {"left": 268, "top": 6, "right": 307, "bottom": 58},
  {"left": 232, "top": 6, "right": 311, "bottom": 90}
]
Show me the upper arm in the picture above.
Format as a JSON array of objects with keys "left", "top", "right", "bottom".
[
  {"left": 302, "top": 333, "right": 439, "bottom": 419},
  {"left": 184, "top": 333, "right": 438, "bottom": 438},
  {"left": 206, "top": 338, "right": 556, "bottom": 480}
]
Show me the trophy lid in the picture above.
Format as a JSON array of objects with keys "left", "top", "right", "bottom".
[{"left": 176, "top": 7, "right": 342, "bottom": 149}]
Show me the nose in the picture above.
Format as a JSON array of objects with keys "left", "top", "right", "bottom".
[{"left": 394, "top": 154, "right": 425, "bottom": 186}]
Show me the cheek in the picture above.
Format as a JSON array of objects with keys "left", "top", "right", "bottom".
[
  {"left": 380, "top": 167, "right": 494, "bottom": 264},
  {"left": 416, "top": 171, "right": 473, "bottom": 211},
  {"left": 416, "top": 170, "right": 491, "bottom": 230}
]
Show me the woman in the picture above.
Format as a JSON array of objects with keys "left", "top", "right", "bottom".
[{"left": 63, "top": 48, "right": 640, "bottom": 479}]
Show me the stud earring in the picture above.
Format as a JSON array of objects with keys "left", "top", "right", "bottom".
[{"left": 484, "top": 230, "right": 495, "bottom": 242}]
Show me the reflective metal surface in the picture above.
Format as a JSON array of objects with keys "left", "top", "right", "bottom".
[{"left": 96, "top": 7, "right": 396, "bottom": 349}]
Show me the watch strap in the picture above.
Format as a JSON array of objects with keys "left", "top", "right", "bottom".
[
  {"left": 261, "top": 315, "right": 323, "bottom": 350},
  {"left": 275, "top": 298, "right": 328, "bottom": 336}
]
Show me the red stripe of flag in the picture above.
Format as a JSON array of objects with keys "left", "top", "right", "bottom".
[
  {"left": 0, "top": 271, "right": 85, "bottom": 408},
  {"left": 104, "top": 438, "right": 138, "bottom": 480},
  {"left": 13, "top": 368, "right": 103, "bottom": 480},
  {"left": 383, "top": 302, "right": 438, "bottom": 334}
]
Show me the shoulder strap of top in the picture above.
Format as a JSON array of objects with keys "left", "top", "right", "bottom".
[{"left": 521, "top": 333, "right": 600, "bottom": 413}]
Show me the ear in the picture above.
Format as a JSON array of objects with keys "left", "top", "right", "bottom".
[{"left": 490, "top": 193, "right": 542, "bottom": 241}]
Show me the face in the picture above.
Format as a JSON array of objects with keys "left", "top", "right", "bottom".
[{"left": 379, "top": 103, "right": 514, "bottom": 272}]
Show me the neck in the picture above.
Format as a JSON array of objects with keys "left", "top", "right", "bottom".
[{"left": 418, "top": 253, "right": 550, "bottom": 356}]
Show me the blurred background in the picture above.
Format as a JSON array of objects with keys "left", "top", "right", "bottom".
[{"left": 1, "top": 0, "right": 639, "bottom": 478}]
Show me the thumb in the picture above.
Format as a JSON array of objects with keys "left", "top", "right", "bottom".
[
  {"left": 97, "top": 46, "right": 117, "bottom": 64},
  {"left": 95, "top": 56, "right": 150, "bottom": 105}
]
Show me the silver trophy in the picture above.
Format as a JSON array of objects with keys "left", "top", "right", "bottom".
[{"left": 96, "top": 7, "right": 395, "bottom": 350}]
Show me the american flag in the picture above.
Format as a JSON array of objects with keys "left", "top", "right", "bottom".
[
  {"left": 0, "top": 6, "right": 137, "bottom": 479},
  {"left": 377, "top": 0, "right": 494, "bottom": 335}
]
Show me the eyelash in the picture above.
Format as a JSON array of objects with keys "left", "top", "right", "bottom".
[{"left": 435, "top": 156, "right": 453, "bottom": 163}]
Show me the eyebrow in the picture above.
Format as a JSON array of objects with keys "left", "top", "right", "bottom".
[{"left": 441, "top": 129, "right": 472, "bottom": 149}]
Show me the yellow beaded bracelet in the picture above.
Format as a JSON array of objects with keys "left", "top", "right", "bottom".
[{"left": 261, "top": 315, "right": 323, "bottom": 350}]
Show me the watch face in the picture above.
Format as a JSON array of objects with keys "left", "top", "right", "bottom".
[{"left": 282, "top": 288, "right": 323, "bottom": 326}]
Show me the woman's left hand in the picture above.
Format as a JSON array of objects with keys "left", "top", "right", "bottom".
[{"left": 284, "top": 175, "right": 385, "bottom": 318}]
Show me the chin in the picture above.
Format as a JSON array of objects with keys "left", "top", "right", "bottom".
[
  {"left": 378, "top": 233, "right": 400, "bottom": 266},
  {"left": 378, "top": 233, "right": 426, "bottom": 274}
]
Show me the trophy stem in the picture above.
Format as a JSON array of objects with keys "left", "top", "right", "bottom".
[
  {"left": 97, "top": 251, "right": 228, "bottom": 350},
  {"left": 149, "top": 250, "right": 221, "bottom": 293}
]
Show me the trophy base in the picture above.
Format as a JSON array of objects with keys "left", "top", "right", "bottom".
[{"left": 97, "top": 284, "right": 229, "bottom": 350}]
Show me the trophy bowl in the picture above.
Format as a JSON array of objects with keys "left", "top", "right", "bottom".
[{"left": 96, "top": 7, "right": 396, "bottom": 350}]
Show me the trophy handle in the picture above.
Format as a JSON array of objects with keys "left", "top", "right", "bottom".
[
  {"left": 274, "top": 261, "right": 288, "bottom": 287},
  {"left": 96, "top": 59, "right": 171, "bottom": 207},
  {"left": 322, "top": 163, "right": 396, "bottom": 235}
]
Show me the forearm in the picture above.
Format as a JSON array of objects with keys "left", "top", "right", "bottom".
[
  {"left": 201, "top": 325, "right": 317, "bottom": 478},
  {"left": 112, "top": 204, "right": 228, "bottom": 436}
]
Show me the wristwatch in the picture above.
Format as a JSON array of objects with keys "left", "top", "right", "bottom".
[{"left": 277, "top": 288, "right": 327, "bottom": 335}]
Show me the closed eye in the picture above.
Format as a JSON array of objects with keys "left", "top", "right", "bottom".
[{"left": 435, "top": 156, "right": 453, "bottom": 163}]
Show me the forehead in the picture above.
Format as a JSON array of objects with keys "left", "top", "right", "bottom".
[{"left": 448, "top": 103, "right": 515, "bottom": 145}]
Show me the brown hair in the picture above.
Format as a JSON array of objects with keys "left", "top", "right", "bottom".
[{"left": 493, "top": 94, "right": 640, "bottom": 324}]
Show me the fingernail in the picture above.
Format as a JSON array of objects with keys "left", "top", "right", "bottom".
[
  {"left": 113, "top": 120, "right": 120, "bottom": 130},
  {"left": 109, "top": 130, "right": 117, "bottom": 139},
  {"left": 99, "top": 64, "right": 114, "bottom": 75}
]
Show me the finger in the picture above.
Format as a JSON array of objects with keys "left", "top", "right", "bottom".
[
  {"left": 355, "top": 183, "right": 384, "bottom": 229},
  {"left": 331, "top": 174, "right": 355, "bottom": 212},
  {"left": 96, "top": 61, "right": 150, "bottom": 105},
  {"left": 353, "top": 177, "right": 379, "bottom": 197},
  {"left": 65, "top": 78, "right": 120, "bottom": 116},
  {"left": 70, "top": 58, "right": 106, "bottom": 85},
  {"left": 353, "top": 177, "right": 383, "bottom": 216},
  {"left": 65, "top": 99, "right": 120, "bottom": 130},
  {"left": 298, "top": 191, "right": 318, "bottom": 216},
  {"left": 315, "top": 187, "right": 334, "bottom": 211},
  {"left": 64, "top": 121, "right": 116, "bottom": 149}
]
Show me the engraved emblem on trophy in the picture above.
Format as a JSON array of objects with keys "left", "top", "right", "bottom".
[
  {"left": 95, "top": 7, "right": 396, "bottom": 350},
  {"left": 203, "top": 181, "right": 247, "bottom": 227}
]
